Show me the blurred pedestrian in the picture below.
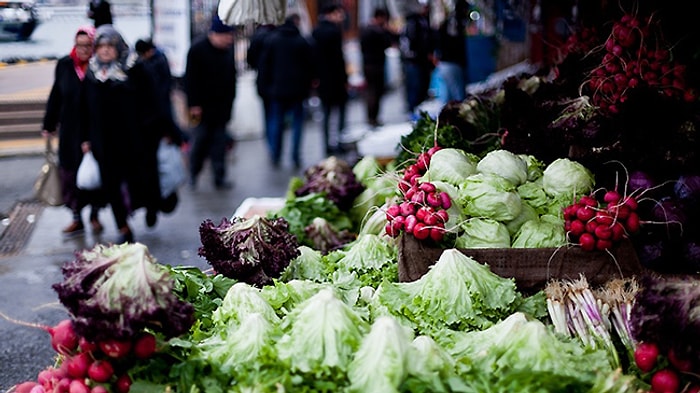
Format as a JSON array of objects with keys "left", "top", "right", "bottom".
[
  {"left": 399, "top": 1, "right": 435, "bottom": 117},
  {"left": 258, "top": 14, "right": 315, "bottom": 168},
  {"left": 42, "top": 25, "right": 105, "bottom": 237},
  {"left": 87, "top": 0, "right": 112, "bottom": 28},
  {"left": 312, "top": 4, "right": 348, "bottom": 155},
  {"left": 360, "top": 7, "right": 396, "bottom": 128},
  {"left": 436, "top": 0, "right": 469, "bottom": 104},
  {"left": 246, "top": 23, "right": 276, "bottom": 143},
  {"left": 183, "top": 14, "right": 237, "bottom": 190},
  {"left": 82, "top": 25, "right": 160, "bottom": 243}
]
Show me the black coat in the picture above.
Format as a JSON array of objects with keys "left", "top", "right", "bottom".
[
  {"left": 82, "top": 62, "right": 161, "bottom": 212},
  {"left": 88, "top": 0, "right": 112, "bottom": 27},
  {"left": 247, "top": 24, "right": 276, "bottom": 98},
  {"left": 184, "top": 36, "right": 237, "bottom": 126},
  {"left": 258, "top": 21, "right": 314, "bottom": 102},
  {"left": 311, "top": 20, "right": 348, "bottom": 104},
  {"left": 43, "top": 56, "right": 88, "bottom": 171}
]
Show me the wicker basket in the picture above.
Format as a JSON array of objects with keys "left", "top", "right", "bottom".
[{"left": 398, "top": 235, "right": 649, "bottom": 293}]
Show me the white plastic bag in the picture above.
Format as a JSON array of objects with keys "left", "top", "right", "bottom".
[
  {"left": 76, "top": 151, "right": 102, "bottom": 190},
  {"left": 218, "top": 0, "right": 286, "bottom": 25},
  {"left": 158, "top": 139, "right": 186, "bottom": 198}
]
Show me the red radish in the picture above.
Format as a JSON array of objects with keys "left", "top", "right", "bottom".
[
  {"left": 99, "top": 339, "right": 132, "bottom": 359},
  {"left": 603, "top": 190, "right": 621, "bottom": 204},
  {"left": 579, "top": 195, "right": 597, "bottom": 207},
  {"left": 611, "top": 222, "right": 625, "bottom": 241},
  {"left": 412, "top": 222, "right": 430, "bottom": 240},
  {"left": 91, "top": 386, "right": 109, "bottom": 393},
  {"left": 427, "top": 145, "right": 441, "bottom": 156},
  {"left": 667, "top": 349, "right": 692, "bottom": 372},
  {"left": 13, "top": 381, "right": 40, "bottom": 393},
  {"left": 426, "top": 192, "right": 441, "bottom": 208},
  {"left": 399, "top": 201, "right": 415, "bottom": 217},
  {"left": 651, "top": 368, "right": 680, "bottom": 393},
  {"left": 410, "top": 190, "right": 425, "bottom": 204},
  {"left": 66, "top": 351, "right": 93, "bottom": 378},
  {"left": 133, "top": 332, "right": 157, "bottom": 359},
  {"left": 595, "top": 211, "right": 614, "bottom": 226},
  {"left": 404, "top": 214, "right": 417, "bottom": 235},
  {"left": 69, "top": 379, "right": 90, "bottom": 393},
  {"left": 579, "top": 233, "right": 596, "bottom": 251},
  {"left": 594, "top": 225, "right": 613, "bottom": 240},
  {"left": 576, "top": 206, "right": 596, "bottom": 222},
  {"left": 634, "top": 341, "right": 660, "bottom": 372},
  {"left": 439, "top": 192, "right": 451, "bottom": 209},
  {"left": 54, "top": 378, "right": 71, "bottom": 392},
  {"left": 429, "top": 227, "right": 444, "bottom": 242},
  {"left": 88, "top": 360, "right": 115, "bottom": 383},
  {"left": 569, "top": 219, "right": 586, "bottom": 237},
  {"left": 385, "top": 204, "right": 400, "bottom": 220},
  {"left": 79, "top": 337, "right": 98, "bottom": 354},
  {"left": 685, "top": 385, "right": 700, "bottom": 393},
  {"left": 114, "top": 374, "right": 132, "bottom": 393},
  {"left": 423, "top": 212, "right": 438, "bottom": 226},
  {"left": 585, "top": 220, "right": 599, "bottom": 234},
  {"left": 435, "top": 209, "right": 449, "bottom": 223},
  {"left": 415, "top": 206, "right": 431, "bottom": 222},
  {"left": 419, "top": 182, "right": 436, "bottom": 193},
  {"left": 625, "top": 212, "right": 641, "bottom": 233},
  {"left": 596, "top": 239, "right": 613, "bottom": 251}
]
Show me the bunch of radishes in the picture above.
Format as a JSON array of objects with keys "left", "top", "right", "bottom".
[
  {"left": 563, "top": 189, "right": 641, "bottom": 251},
  {"left": 12, "top": 319, "right": 157, "bottom": 393},
  {"left": 634, "top": 341, "right": 699, "bottom": 393},
  {"left": 386, "top": 146, "right": 452, "bottom": 243},
  {"left": 584, "top": 13, "right": 696, "bottom": 114}
]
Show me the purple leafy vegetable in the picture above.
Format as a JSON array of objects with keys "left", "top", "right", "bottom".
[
  {"left": 294, "top": 156, "right": 365, "bottom": 211},
  {"left": 198, "top": 215, "right": 300, "bottom": 287}
]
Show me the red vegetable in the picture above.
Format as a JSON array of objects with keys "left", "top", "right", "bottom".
[
  {"left": 88, "top": 359, "right": 115, "bottom": 383},
  {"left": 650, "top": 368, "right": 680, "bottom": 393},
  {"left": 634, "top": 341, "right": 659, "bottom": 372},
  {"left": 99, "top": 339, "right": 132, "bottom": 359}
]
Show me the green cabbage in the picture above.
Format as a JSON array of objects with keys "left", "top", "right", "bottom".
[
  {"left": 347, "top": 316, "right": 414, "bottom": 393},
  {"left": 477, "top": 149, "right": 529, "bottom": 186},
  {"left": 456, "top": 218, "right": 511, "bottom": 248},
  {"left": 420, "top": 148, "right": 479, "bottom": 185},
  {"left": 505, "top": 202, "right": 539, "bottom": 236},
  {"left": 542, "top": 158, "right": 595, "bottom": 200},
  {"left": 458, "top": 173, "right": 523, "bottom": 221},
  {"left": 511, "top": 217, "right": 567, "bottom": 248}
]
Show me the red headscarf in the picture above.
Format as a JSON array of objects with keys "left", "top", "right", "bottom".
[{"left": 69, "top": 25, "right": 96, "bottom": 80}]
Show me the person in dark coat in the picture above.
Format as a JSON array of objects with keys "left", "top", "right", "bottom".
[
  {"left": 360, "top": 8, "right": 397, "bottom": 128},
  {"left": 436, "top": 0, "right": 469, "bottom": 104},
  {"left": 258, "top": 14, "right": 314, "bottom": 168},
  {"left": 43, "top": 25, "right": 105, "bottom": 237},
  {"left": 312, "top": 4, "right": 348, "bottom": 155},
  {"left": 81, "top": 25, "right": 160, "bottom": 243},
  {"left": 87, "top": 0, "right": 112, "bottom": 28},
  {"left": 183, "top": 14, "right": 237, "bottom": 190},
  {"left": 399, "top": 1, "right": 436, "bottom": 116},
  {"left": 246, "top": 23, "right": 276, "bottom": 143}
]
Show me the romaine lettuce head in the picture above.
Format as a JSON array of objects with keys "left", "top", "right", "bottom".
[
  {"left": 402, "top": 335, "right": 461, "bottom": 393},
  {"left": 213, "top": 282, "right": 280, "bottom": 328},
  {"left": 455, "top": 217, "right": 511, "bottom": 248},
  {"left": 443, "top": 312, "right": 613, "bottom": 390},
  {"left": 259, "top": 279, "right": 327, "bottom": 314},
  {"left": 352, "top": 155, "right": 382, "bottom": 185},
  {"left": 477, "top": 149, "right": 529, "bottom": 186},
  {"left": 419, "top": 148, "right": 478, "bottom": 186},
  {"left": 542, "top": 158, "right": 595, "bottom": 200},
  {"left": 277, "top": 288, "right": 368, "bottom": 373},
  {"left": 458, "top": 173, "right": 523, "bottom": 221},
  {"left": 347, "top": 316, "right": 414, "bottom": 393},
  {"left": 511, "top": 218, "right": 567, "bottom": 248},
  {"left": 336, "top": 234, "right": 397, "bottom": 271}
]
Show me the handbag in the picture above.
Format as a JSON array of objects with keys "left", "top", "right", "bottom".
[
  {"left": 157, "top": 139, "right": 186, "bottom": 199},
  {"left": 34, "top": 138, "right": 63, "bottom": 206},
  {"left": 76, "top": 151, "right": 102, "bottom": 190}
]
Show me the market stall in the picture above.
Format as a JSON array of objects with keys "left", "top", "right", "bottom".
[{"left": 6, "top": 0, "right": 700, "bottom": 392}]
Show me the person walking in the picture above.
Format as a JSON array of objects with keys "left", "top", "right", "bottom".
[
  {"left": 258, "top": 14, "right": 315, "bottom": 169},
  {"left": 42, "top": 25, "right": 105, "bottom": 237},
  {"left": 399, "top": 1, "right": 436, "bottom": 117},
  {"left": 360, "top": 8, "right": 397, "bottom": 128},
  {"left": 436, "top": 0, "right": 469, "bottom": 104},
  {"left": 87, "top": 0, "right": 112, "bottom": 28},
  {"left": 82, "top": 25, "right": 155, "bottom": 243},
  {"left": 312, "top": 4, "right": 348, "bottom": 155},
  {"left": 246, "top": 23, "right": 276, "bottom": 144},
  {"left": 183, "top": 14, "right": 237, "bottom": 190}
]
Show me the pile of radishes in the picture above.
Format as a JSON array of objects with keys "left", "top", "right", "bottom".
[
  {"left": 385, "top": 146, "right": 452, "bottom": 243},
  {"left": 563, "top": 189, "right": 641, "bottom": 251},
  {"left": 12, "top": 319, "right": 157, "bottom": 393},
  {"left": 634, "top": 341, "right": 699, "bottom": 393},
  {"left": 584, "top": 12, "right": 696, "bottom": 114}
]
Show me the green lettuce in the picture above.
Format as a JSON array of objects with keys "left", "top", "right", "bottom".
[
  {"left": 455, "top": 217, "right": 511, "bottom": 248},
  {"left": 542, "top": 158, "right": 595, "bottom": 200},
  {"left": 511, "top": 217, "right": 567, "bottom": 248},
  {"left": 477, "top": 149, "right": 529, "bottom": 186},
  {"left": 458, "top": 173, "right": 523, "bottom": 221},
  {"left": 420, "top": 148, "right": 479, "bottom": 186},
  {"left": 212, "top": 282, "right": 280, "bottom": 328}
]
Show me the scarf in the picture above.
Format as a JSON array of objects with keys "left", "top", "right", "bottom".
[
  {"left": 89, "top": 56, "right": 128, "bottom": 82},
  {"left": 71, "top": 25, "right": 96, "bottom": 81}
]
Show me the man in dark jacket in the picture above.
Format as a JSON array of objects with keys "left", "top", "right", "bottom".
[
  {"left": 360, "top": 8, "right": 396, "bottom": 128},
  {"left": 312, "top": 4, "right": 348, "bottom": 155},
  {"left": 184, "top": 14, "right": 237, "bottom": 190},
  {"left": 258, "top": 14, "right": 314, "bottom": 168},
  {"left": 246, "top": 23, "right": 276, "bottom": 143},
  {"left": 88, "top": 0, "right": 112, "bottom": 27},
  {"left": 399, "top": 1, "right": 435, "bottom": 116},
  {"left": 436, "top": 0, "right": 469, "bottom": 104}
]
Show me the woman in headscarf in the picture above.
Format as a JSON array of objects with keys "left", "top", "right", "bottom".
[
  {"left": 82, "top": 25, "right": 161, "bottom": 243},
  {"left": 42, "top": 25, "right": 105, "bottom": 237}
]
